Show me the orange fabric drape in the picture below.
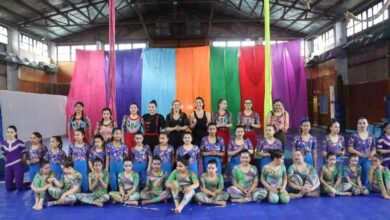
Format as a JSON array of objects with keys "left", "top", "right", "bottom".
[{"left": 176, "top": 46, "right": 211, "bottom": 114}]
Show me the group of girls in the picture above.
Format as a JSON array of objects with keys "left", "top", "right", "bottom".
[{"left": 1, "top": 97, "right": 390, "bottom": 212}]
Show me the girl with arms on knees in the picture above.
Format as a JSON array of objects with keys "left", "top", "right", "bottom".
[
  {"left": 212, "top": 99, "right": 233, "bottom": 165},
  {"left": 255, "top": 125, "right": 282, "bottom": 173},
  {"left": 76, "top": 158, "right": 109, "bottom": 207},
  {"left": 195, "top": 159, "right": 229, "bottom": 206},
  {"left": 26, "top": 132, "right": 47, "bottom": 184},
  {"left": 377, "top": 122, "right": 390, "bottom": 169},
  {"left": 321, "top": 119, "right": 346, "bottom": 171},
  {"left": 153, "top": 132, "right": 174, "bottom": 174},
  {"left": 122, "top": 103, "right": 142, "bottom": 156},
  {"left": 142, "top": 100, "right": 166, "bottom": 151},
  {"left": 228, "top": 126, "right": 253, "bottom": 176},
  {"left": 238, "top": 98, "right": 261, "bottom": 146},
  {"left": 319, "top": 152, "right": 352, "bottom": 197},
  {"left": 109, "top": 158, "right": 140, "bottom": 206},
  {"left": 1, "top": 126, "right": 26, "bottom": 191},
  {"left": 176, "top": 132, "right": 201, "bottom": 175},
  {"left": 68, "top": 101, "right": 91, "bottom": 143},
  {"left": 288, "top": 150, "right": 320, "bottom": 199},
  {"left": 31, "top": 160, "right": 55, "bottom": 211},
  {"left": 200, "top": 123, "right": 225, "bottom": 174},
  {"left": 166, "top": 155, "right": 199, "bottom": 213},
  {"left": 94, "top": 107, "right": 117, "bottom": 142},
  {"left": 342, "top": 153, "right": 369, "bottom": 196},
  {"left": 227, "top": 149, "right": 267, "bottom": 203},
  {"left": 47, "top": 158, "right": 82, "bottom": 207},
  {"left": 165, "top": 100, "right": 190, "bottom": 149},
  {"left": 292, "top": 118, "right": 318, "bottom": 169},
  {"left": 131, "top": 132, "right": 152, "bottom": 185},
  {"left": 45, "top": 136, "right": 66, "bottom": 180},
  {"left": 88, "top": 135, "right": 108, "bottom": 172},
  {"left": 106, "top": 128, "right": 128, "bottom": 191},
  {"left": 348, "top": 117, "right": 376, "bottom": 188},
  {"left": 261, "top": 150, "right": 289, "bottom": 204},
  {"left": 369, "top": 154, "right": 390, "bottom": 199},
  {"left": 190, "top": 97, "right": 211, "bottom": 146},
  {"left": 68, "top": 128, "right": 90, "bottom": 192},
  {"left": 266, "top": 99, "right": 289, "bottom": 151},
  {"left": 140, "top": 156, "right": 171, "bottom": 205}
]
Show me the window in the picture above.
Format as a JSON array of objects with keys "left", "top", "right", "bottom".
[
  {"left": 118, "top": 43, "right": 132, "bottom": 50},
  {"left": 84, "top": 45, "right": 97, "bottom": 51},
  {"left": 212, "top": 40, "right": 256, "bottom": 47},
  {"left": 71, "top": 45, "right": 84, "bottom": 61},
  {"left": 312, "top": 29, "right": 335, "bottom": 55},
  {"left": 212, "top": 41, "right": 226, "bottom": 47},
  {"left": 57, "top": 46, "right": 70, "bottom": 61},
  {"left": 19, "top": 34, "right": 49, "bottom": 58},
  {"left": 227, "top": 41, "right": 240, "bottom": 47},
  {"left": 104, "top": 44, "right": 118, "bottom": 51},
  {"left": 346, "top": 0, "right": 389, "bottom": 37},
  {"left": 0, "top": 26, "right": 7, "bottom": 44},
  {"left": 132, "top": 43, "right": 146, "bottom": 49}
]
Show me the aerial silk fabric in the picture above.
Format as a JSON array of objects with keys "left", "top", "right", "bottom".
[
  {"left": 239, "top": 45, "right": 266, "bottom": 123},
  {"left": 176, "top": 46, "right": 211, "bottom": 114},
  {"left": 114, "top": 50, "right": 143, "bottom": 123},
  {"left": 107, "top": 0, "right": 117, "bottom": 121},
  {"left": 66, "top": 50, "right": 106, "bottom": 133},
  {"left": 272, "top": 40, "right": 308, "bottom": 128},
  {"left": 141, "top": 48, "right": 176, "bottom": 116},
  {"left": 210, "top": 47, "right": 241, "bottom": 126},
  {"left": 263, "top": 0, "right": 273, "bottom": 132}
]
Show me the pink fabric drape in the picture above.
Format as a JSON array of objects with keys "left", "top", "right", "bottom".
[
  {"left": 65, "top": 50, "right": 107, "bottom": 133},
  {"left": 107, "top": 0, "right": 117, "bottom": 121}
]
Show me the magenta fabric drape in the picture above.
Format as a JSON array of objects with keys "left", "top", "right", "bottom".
[{"left": 65, "top": 50, "right": 107, "bottom": 133}]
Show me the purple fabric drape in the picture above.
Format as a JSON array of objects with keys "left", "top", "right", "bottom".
[
  {"left": 116, "top": 50, "right": 143, "bottom": 123},
  {"left": 105, "top": 50, "right": 143, "bottom": 124},
  {"left": 271, "top": 40, "right": 308, "bottom": 129}
]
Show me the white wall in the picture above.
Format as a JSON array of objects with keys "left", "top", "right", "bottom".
[{"left": 0, "top": 90, "right": 67, "bottom": 141}]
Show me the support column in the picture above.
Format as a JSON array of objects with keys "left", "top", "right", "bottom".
[{"left": 6, "top": 28, "right": 20, "bottom": 91}]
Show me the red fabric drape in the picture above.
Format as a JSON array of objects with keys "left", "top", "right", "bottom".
[
  {"left": 66, "top": 50, "right": 107, "bottom": 134},
  {"left": 108, "top": 0, "right": 117, "bottom": 121},
  {"left": 239, "top": 45, "right": 266, "bottom": 123}
]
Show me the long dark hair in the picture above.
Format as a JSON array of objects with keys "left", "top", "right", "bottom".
[
  {"left": 93, "top": 134, "right": 106, "bottom": 151},
  {"left": 72, "top": 101, "right": 85, "bottom": 122},
  {"left": 217, "top": 99, "right": 226, "bottom": 110},
  {"left": 7, "top": 125, "right": 18, "bottom": 139},
  {"left": 207, "top": 123, "right": 219, "bottom": 144},
  {"left": 111, "top": 128, "right": 123, "bottom": 142},
  {"left": 32, "top": 132, "right": 43, "bottom": 145},
  {"left": 243, "top": 98, "right": 254, "bottom": 111},
  {"left": 326, "top": 119, "right": 339, "bottom": 135},
  {"left": 299, "top": 117, "right": 311, "bottom": 134},
  {"left": 195, "top": 97, "right": 205, "bottom": 110},
  {"left": 52, "top": 136, "right": 63, "bottom": 149},
  {"left": 170, "top": 99, "right": 183, "bottom": 117},
  {"left": 100, "top": 107, "right": 114, "bottom": 126}
]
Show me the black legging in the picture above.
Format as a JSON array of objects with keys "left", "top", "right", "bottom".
[{"left": 274, "top": 130, "right": 287, "bottom": 151}]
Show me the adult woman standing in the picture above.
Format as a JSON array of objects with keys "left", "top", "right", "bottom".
[
  {"left": 266, "top": 99, "right": 289, "bottom": 150},
  {"left": 142, "top": 100, "right": 166, "bottom": 151},
  {"left": 165, "top": 100, "right": 189, "bottom": 149},
  {"left": 190, "top": 97, "right": 211, "bottom": 147}
]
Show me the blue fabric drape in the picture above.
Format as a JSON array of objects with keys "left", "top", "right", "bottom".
[{"left": 141, "top": 48, "right": 176, "bottom": 116}]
